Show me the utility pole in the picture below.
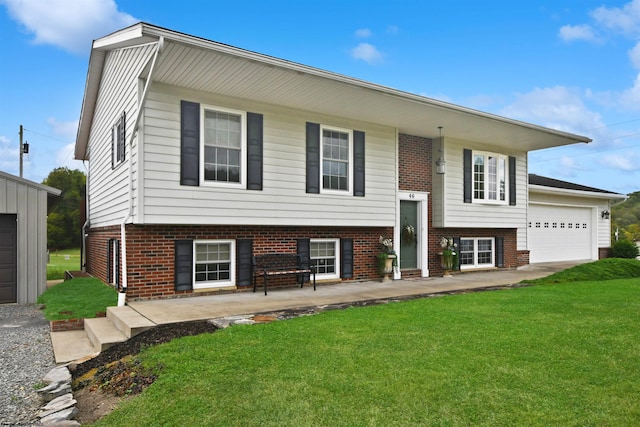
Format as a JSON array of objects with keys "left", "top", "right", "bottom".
[{"left": 19, "top": 124, "right": 23, "bottom": 178}]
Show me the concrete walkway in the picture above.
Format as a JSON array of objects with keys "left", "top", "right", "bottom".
[
  {"left": 128, "top": 262, "right": 575, "bottom": 324},
  {"left": 50, "top": 261, "right": 576, "bottom": 364}
]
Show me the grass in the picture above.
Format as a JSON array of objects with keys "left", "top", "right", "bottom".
[
  {"left": 94, "top": 260, "right": 640, "bottom": 426},
  {"left": 47, "top": 248, "right": 81, "bottom": 280},
  {"left": 37, "top": 277, "right": 117, "bottom": 320},
  {"left": 523, "top": 258, "right": 640, "bottom": 284}
]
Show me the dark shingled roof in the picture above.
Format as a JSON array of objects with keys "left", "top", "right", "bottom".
[{"left": 529, "top": 174, "right": 621, "bottom": 195}]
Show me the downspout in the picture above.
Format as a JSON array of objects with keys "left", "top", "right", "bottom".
[
  {"left": 118, "top": 36, "right": 164, "bottom": 306},
  {"left": 81, "top": 159, "right": 90, "bottom": 271}
]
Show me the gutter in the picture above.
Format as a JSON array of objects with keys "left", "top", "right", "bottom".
[
  {"left": 118, "top": 36, "right": 164, "bottom": 306},
  {"left": 81, "top": 159, "right": 90, "bottom": 271}
]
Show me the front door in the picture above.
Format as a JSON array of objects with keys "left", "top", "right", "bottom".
[
  {"left": 0, "top": 214, "right": 17, "bottom": 304},
  {"left": 399, "top": 201, "right": 418, "bottom": 269}
]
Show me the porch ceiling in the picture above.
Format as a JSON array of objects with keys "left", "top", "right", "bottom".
[{"left": 75, "top": 23, "right": 591, "bottom": 160}]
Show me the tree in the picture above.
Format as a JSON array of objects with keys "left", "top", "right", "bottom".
[{"left": 43, "top": 167, "right": 86, "bottom": 249}]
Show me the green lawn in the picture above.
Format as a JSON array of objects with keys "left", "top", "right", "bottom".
[
  {"left": 47, "top": 248, "right": 81, "bottom": 280},
  {"left": 95, "top": 260, "right": 640, "bottom": 426},
  {"left": 38, "top": 277, "right": 117, "bottom": 320}
]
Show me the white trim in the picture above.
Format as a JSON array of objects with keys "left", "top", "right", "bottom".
[
  {"left": 310, "top": 238, "right": 340, "bottom": 280},
  {"left": 397, "top": 191, "right": 429, "bottom": 278},
  {"left": 319, "top": 124, "right": 353, "bottom": 195},
  {"left": 199, "top": 104, "right": 247, "bottom": 189},
  {"left": 193, "top": 239, "right": 236, "bottom": 289}
]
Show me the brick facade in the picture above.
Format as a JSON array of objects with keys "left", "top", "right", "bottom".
[{"left": 86, "top": 225, "right": 393, "bottom": 301}]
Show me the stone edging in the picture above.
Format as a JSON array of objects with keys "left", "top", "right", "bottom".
[{"left": 36, "top": 366, "right": 79, "bottom": 425}]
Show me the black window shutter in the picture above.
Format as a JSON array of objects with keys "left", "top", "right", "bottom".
[
  {"left": 341, "top": 238, "right": 354, "bottom": 279},
  {"left": 114, "top": 239, "right": 120, "bottom": 287},
  {"left": 180, "top": 100, "right": 200, "bottom": 186},
  {"left": 107, "top": 239, "right": 113, "bottom": 283},
  {"left": 453, "top": 237, "right": 461, "bottom": 271},
  {"left": 174, "top": 240, "right": 193, "bottom": 291},
  {"left": 509, "top": 156, "right": 516, "bottom": 206},
  {"left": 306, "top": 122, "right": 320, "bottom": 194},
  {"left": 247, "top": 112, "right": 263, "bottom": 190},
  {"left": 297, "top": 238, "right": 311, "bottom": 282},
  {"left": 236, "top": 239, "right": 253, "bottom": 287},
  {"left": 495, "top": 236, "right": 504, "bottom": 268},
  {"left": 463, "top": 149, "right": 472, "bottom": 203},
  {"left": 111, "top": 127, "right": 115, "bottom": 169},
  {"left": 353, "top": 131, "right": 365, "bottom": 197}
]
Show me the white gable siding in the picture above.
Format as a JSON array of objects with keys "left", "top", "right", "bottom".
[
  {"left": 87, "top": 44, "right": 155, "bottom": 228},
  {"left": 139, "top": 83, "right": 397, "bottom": 227},
  {"left": 431, "top": 138, "right": 529, "bottom": 250}
]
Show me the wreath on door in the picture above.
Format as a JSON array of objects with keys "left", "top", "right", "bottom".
[{"left": 402, "top": 223, "right": 416, "bottom": 245}]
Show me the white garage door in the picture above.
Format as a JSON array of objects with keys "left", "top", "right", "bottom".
[{"left": 529, "top": 204, "right": 593, "bottom": 263}]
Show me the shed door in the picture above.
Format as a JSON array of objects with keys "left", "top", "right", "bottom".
[
  {"left": 529, "top": 204, "right": 593, "bottom": 263},
  {"left": 0, "top": 214, "right": 17, "bottom": 304}
]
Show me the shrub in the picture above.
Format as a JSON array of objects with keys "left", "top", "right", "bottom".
[{"left": 610, "top": 239, "right": 640, "bottom": 259}]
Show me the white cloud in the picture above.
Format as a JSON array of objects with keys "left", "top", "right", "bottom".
[
  {"left": 351, "top": 42, "right": 383, "bottom": 64},
  {"left": 355, "top": 28, "right": 372, "bottom": 38},
  {"left": 0, "top": 135, "right": 19, "bottom": 174},
  {"left": 47, "top": 118, "right": 78, "bottom": 139},
  {"left": 500, "top": 86, "right": 605, "bottom": 135},
  {"left": 619, "top": 73, "right": 640, "bottom": 110},
  {"left": 1, "top": 0, "right": 137, "bottom": 54},
  {"left": 386, "top": 25, "right": 399, "bottom": 35},
  {"left": 559, "top": 24, "right": 599, "bottom": 42},
  {"left": 591, "top": 0, "right": 640, "bottom": 36},
  {"left": 629, "top": 42, "right": 640, "bottom": 69},
  {"left": 600, "top": 152, "right": 640, "bottom": 170}
]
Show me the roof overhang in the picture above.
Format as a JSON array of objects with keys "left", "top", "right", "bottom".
[
  {"left": 529, "top": 184, "right": 627, "bottom": 201},
  {"left": 75, "top": 22, "right": 592, "bottom": 160}
]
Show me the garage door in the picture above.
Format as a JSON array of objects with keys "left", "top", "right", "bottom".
[
  {"left": 0, "top": 214, "right": 17, "bottom": 304},
  {"left": 529, "top": 204, "right": 593, "bottom": 263}
]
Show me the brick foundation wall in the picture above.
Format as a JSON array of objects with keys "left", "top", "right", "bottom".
[{"left": 86, "top": 224, "right": 393, "bottom": 300}]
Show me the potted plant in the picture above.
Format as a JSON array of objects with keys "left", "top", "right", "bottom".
[
  {"left": 439, "top": 236, "right": 457, "bottom": 277},
  {"left": 377, "top": 235, "right": 397, "bottom": 281}
]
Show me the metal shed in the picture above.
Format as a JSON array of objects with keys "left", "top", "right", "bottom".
[{"left": 0, "top": 171, "right": 61, "bottom": 304}]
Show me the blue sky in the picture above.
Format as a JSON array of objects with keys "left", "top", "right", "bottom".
[{"left": 1, "top": 0, "right": 639, "bottom": 194}]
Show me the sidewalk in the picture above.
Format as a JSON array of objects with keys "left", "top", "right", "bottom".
[
  {"left": 50, "top": 261, "right": 575, "bottom": 364},
  {"left": 128, "top": 262, "right": 574, "bottom": 324}
]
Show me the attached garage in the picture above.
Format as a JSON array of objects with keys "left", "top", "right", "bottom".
[
  {"left": 528, "top": 175, "right": 625, "bottom": 265},
  {"left": 0, "top": 171, "right": 61, "bottom": 304}
]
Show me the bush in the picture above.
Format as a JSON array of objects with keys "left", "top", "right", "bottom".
[{"left": 610, "top": 239, "right": 640, "bottom": 259}]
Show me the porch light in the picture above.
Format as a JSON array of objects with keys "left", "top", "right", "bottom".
[
  {"left": 436, "top": 126, "right": 446, "bottom": 175},
  {"left": 601, "top": 210, "right": 610, "bottom": 219}
]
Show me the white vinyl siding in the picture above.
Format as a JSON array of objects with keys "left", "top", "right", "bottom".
[
  {"left": 87, "top": 44, "right": 156, "bottom": 228},
  {"left": 139, "top": 83, "right": 397, "bottom": 227},
  {"left": 431, "top": 138, "right": 528, "bottom": 250}
]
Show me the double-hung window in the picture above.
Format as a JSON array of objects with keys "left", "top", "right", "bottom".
[
  {"left": 201, "top": 105, "right": 246, "bottom": 186},
  {"left": 321, "top": 126, "right": 352, "bottom": 193},
  {"left": 310, "top": 238, "right": 340, "bottom": 279},
  {"left": 193, "top": 240, "right": 235, "bottom": 289},
  {"left": 459, "top": 238, "right": 494, "bottom": 269},
  {"left": 473, "top": 151, "right": 507, "bottom": 203}
]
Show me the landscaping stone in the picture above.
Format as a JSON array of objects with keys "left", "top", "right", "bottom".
[
  {"left": 37, "top": 366, "right": 78, "bottom": 424},
  {"left": 40, "top": 406, "right": 78, "bottom": 424},
  {"left": 43, "top": 366, "right": 72, "bottom": 384},
  {"left": 38, "top": 393, "right": 76, "bottom": 418}
]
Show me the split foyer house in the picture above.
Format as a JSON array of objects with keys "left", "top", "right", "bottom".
[{"left": 75, "top": 23, "right": 620, "bottom": 301}]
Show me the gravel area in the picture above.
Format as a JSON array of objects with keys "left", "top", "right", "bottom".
[{"left": 0, "top": 304, "right": 55, "bottom": 426}]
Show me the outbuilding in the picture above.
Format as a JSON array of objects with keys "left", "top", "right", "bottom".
[
  {"left": 0, "top": 171, "right": 61, "bottom": 304},
  {"left": 528, "top": 174, "right": 626, "bottom": 264}
]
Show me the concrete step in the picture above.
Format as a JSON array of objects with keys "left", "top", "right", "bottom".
[
  {"left": 107, "top": 306, "right": 155, "bottom": 339},
  {"left": 84, "top": 317, "right": 127, "bottom": 352},
  {"left": 50, "top": 330, "right": 99, "bottom": 364}
]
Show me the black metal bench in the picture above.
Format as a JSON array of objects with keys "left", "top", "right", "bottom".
[{"left": 252, "top": 253, "right": 316, "bottom": 295}]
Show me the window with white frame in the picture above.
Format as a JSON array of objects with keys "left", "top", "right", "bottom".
[
  {"left": 194, "top": 240, "right": 235, "bottom": 289},
  {"left": 459, "top": 238, "right": 494, "bottom": 269},
  {"left": 473, "top": 151, "right": 507, "bottom": 203},
  {"left": 310, "top": 238, "right": 340, "bottom": 279},
  {"left": 321, "top": 126, "right": 352, "bottom": 192},
  {"left": 201, "top": 105, "right": 246, "bottom": 186},
  {"left": 111, "top": 112, "right": 126, "bottom": 167}
]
